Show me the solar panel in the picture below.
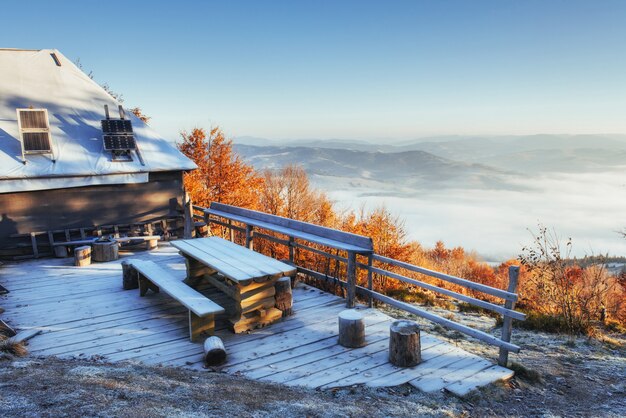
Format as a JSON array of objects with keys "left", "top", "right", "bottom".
[
  {"left": 103, "top": 135, "right": 136, "bottom": 151},
  {"left": 17, "top": 109, "right": 54, "bottom": 155},
  {"left": 23, "top": 132, "right": 52, "bottom": 153},
  {"left": 19, "top": 110, "right": 48, "bottom": 129},
  {"left": 101, "top": 119, "right": 133, "bottom": 134}
]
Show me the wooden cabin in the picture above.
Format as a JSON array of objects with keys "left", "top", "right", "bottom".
[{"left": 0, "top": 49, "right": 196, "bottom": 258}]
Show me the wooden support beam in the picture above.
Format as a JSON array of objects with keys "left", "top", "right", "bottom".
[
  {"left": 189, "top": 310, "right": 214, "bottom": 342},
  {"left": 275, "top": 276, "right": 293, "bottom": 317}
]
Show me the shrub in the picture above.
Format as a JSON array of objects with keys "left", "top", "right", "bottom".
[
  {"left": 518, "top": 225, "right": 618, "bottom": 335},
  {"left": 385, "top": 288, "right": 455, "bottom": 310},
  {"left": 497, "top": 310, "right": 582, "bottom": 334},
  {"left": 458, "top": 302, "right": 500, "bottom": 319}
]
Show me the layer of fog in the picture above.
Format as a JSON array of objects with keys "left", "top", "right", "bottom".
[{"left": 324, "top": 169, "right": 626, "bottom": 261}]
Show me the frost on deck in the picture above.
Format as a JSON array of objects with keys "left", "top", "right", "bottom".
[{"left": 0, "top": 244, "right": 513, "bottom": 396}]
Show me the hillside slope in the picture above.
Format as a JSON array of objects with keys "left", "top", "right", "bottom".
[{"left": 234, "top": 144, "right": 514, "bottom": 191}]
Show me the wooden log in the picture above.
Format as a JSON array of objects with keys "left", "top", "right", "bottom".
[
  {"left": 8, "top": 329, "right": 41, "bottom": 344},
  {"left": 74, "top": 245, "right": 91, "bottom": 267},
  {"left": 389, "top": 320, "right": 421, "bottom": 367},
  {"left": 275, "top": 276, "right": 293, "bottom": 317},
  {"left": 53, "top": 245, "right": 68, "bottom": 258},
  {"left": 203, "top": 336, "right": 226, "bottom": 366},
  {"left": 121, "top": 260, "right": 139, "bottom": 290},
  {"left": 92, "top": 241, "right": 118, "bottom": 262},
  {"left": 338, "top": 309, "right": 366, "bottom": 348},
  {"left": 145, "top": 239, "right": 158, "bottom": 251},
  {"left": 230, "top": 307, "right": 282, "bottom": 333},
  {"left": 240, "top": 296, "right": 276, "bottom": 314}
]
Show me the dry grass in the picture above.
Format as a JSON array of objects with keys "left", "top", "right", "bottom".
[
  {"left": 604, "top": 318, "right": 626, "bottom": 334},
  {"left": 509, "top": 362, "right": 542, "bottom": 384},
  {"left": 597, "top": 334, "right": 625, "bottom": 350}
]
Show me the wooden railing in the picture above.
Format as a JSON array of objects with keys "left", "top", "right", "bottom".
[{"left": 191, "top": 204, "right": 524, "bottom": 366}]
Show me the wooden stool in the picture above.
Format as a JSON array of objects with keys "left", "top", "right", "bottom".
[
  {"left": 274, "top": 276, "right": 293, "bottom": 317},
  {"left": 338, "top": 309, "right": 366, "bottom": 348},
  {"left": 92, "top": 241, "right": 119, "bottom": 262},
  {"left": 74, "top": 246, "right": 91, "bottom": 267},
  {"left": 54, "top": 245, "right": 68, "bottom": 258},
  {"left": 389, "top": 320, "right": 421, "bottom": 367}
]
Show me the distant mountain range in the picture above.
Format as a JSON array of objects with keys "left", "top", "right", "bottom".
[{"left": 233, "top": 134, "right": 626, "bottom": 195}]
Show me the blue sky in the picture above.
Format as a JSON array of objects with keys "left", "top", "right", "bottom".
[{"left": 3, "top": 0, "right": 626, "bottom": 141}]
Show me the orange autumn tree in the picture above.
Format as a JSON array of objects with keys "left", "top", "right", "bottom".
[
  {"left": 130, "top": 107, "right": 151, "bottom": 124},
  {"left": 177, "top": 127, "right": 263, "bottom": 209}
]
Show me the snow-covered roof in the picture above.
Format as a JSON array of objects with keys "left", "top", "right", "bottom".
[{"left": 0, "top": 48, "right": 196, "bottom": 192}]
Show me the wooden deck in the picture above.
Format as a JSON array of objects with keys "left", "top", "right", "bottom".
[{"left": 0, "top": 244, "right": 513, "bottom": 396}]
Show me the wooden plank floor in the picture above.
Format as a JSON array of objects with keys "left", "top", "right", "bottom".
[{"left": 0, "top": 244, "right": 512, "bottom": 395}]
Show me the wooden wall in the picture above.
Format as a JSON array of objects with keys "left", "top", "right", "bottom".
[{"left": 0, "top": 171, "right": 183, "bottom": 247}]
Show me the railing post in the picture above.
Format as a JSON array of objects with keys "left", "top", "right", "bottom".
[
  {"left": 346, "top": 251, "right": 357, "bottom": 308},
  {"left": 203, "top": 210, "right": 210, "bottom": 235},
  {"left": 228, "top": 219, "right": 234, "bottom": 242},
  {"left": 245, "top": 225, "right": 254, "bottom": 250},
  {"left": 183, "top": 190, "right": 193, "bottom": 239},
  {"left": 367, "top": 254, "right": 373, "bottom": 308},
  {"left": 288, "top": 236, "right": 295, "bottom": 263},
  {"left": 498, "top": 266, "right": 520, "bottom": 367}
]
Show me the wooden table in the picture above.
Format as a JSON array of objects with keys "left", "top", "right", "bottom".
[{"left": 171, "top": 237, "right": 297, "bottom": 333}]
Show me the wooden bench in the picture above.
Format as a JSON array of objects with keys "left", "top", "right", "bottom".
[
  {"left": 53, "top": 236, "right": 162, "bottom": 257},
  {"left": 171, "top": 237, "right": 296, "bottom": 333},
  {"left": 128, "top": 260, "right": 225, "bottom": 342},
  {"left": 204, "top": 202, "right": 374, "bottom": 307}
]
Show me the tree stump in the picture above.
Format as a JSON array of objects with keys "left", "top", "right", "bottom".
[
  {"left": 92, "top": 241, "right": 118, "bottom": 262},
  {"left": 74, "top": 246, "right": 91, "bottom": 267},
  {"left": 274, "top": 276, "right": 293, "bottom": 317},
  {"left": 203, "top": 336, "right": 227, "bottom": 366},
  {"left": 195, "top": 221, "right": 209, "bottom": 238},
  {"left": 389, "top": 320, "right": 421, "bottom": 367},
  {"left": 121, "top": 260, "right": 139, "bottom": 290},
  {"left": 145, "top": 239, "right": 158, "bottom": 251},
  {"left": 338, "top": 309, "right": 366, "bottom": 348},
  {"left": 54, "top": 245, "right": 68, "bottom": 258}
]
